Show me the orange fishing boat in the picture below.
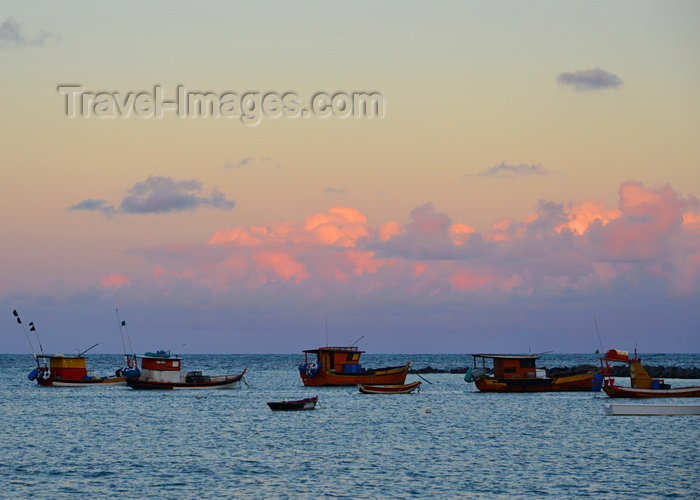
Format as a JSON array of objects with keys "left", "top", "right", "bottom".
[
  {"left": 600, "top": 349, "right": 700, "bottom": 398},
  {"left": 466, "top": 354, "right": 603, "bottom": 392},
  {"left": 298, "top": 346, "right": 409, "bottom": 387}
]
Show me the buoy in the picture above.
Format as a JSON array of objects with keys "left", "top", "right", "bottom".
[
  {"left": 195, "top": 395, "right": 202, "bottom": 399},
  {"left": 425, "top": 408, "right": 432, "bottom": 413}
]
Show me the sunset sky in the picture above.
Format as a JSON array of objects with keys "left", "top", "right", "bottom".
[{"left": 2, "top": 2, "right": 699, "bottom": 354}]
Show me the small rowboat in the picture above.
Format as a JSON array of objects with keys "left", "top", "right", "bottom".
[
  {"left": 267, "top": 396, "right": 318, "bottom": 411},
  {"left": 357, "top": 381, "right": 421, "bottom": 394}
]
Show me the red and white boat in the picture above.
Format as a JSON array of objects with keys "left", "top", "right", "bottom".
[
  {"left": 600, "top": 349, "right": 700, "bottom": 398},
  {"left": 127, "top": 351, "right": 246, "bottom": 390}
]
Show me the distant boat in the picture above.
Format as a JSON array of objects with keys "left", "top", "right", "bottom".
[
  {"left": 126, "top": 350, "right": 246, "bottom": 390},
  {"left": 28, "top": 352, "right": 130, "bottom": 387},
  {"left": 600, "top": 349, "right": 700, "bottom": 398},
  {"left": 465, "top": 354, "right": 603, "bottom": 392},
  {"left": 14, "top": 309, "right": 132, "bottom": 387},
  {"left": 267, "top": 396, "right": 318, "bottom": 411},
  {"left": 358, "top": 381, "right": 421, "bottom": 394},
  {"left": 298, "top": 346, "right": 409, "bottom": 387},
  {"left": 604, "top": 403, "right": 700, "bottom": 416}
]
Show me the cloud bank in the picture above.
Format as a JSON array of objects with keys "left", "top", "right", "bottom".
[
  {"left": 117, "top": 181, "right": 698, "bottom": 303},
  {"left": 14, "top": 181, "right": 698, "bottom": 353},
  {"left": 0, "top": 17, "right": 58, "bottom": 48},
  {"left": 557, "top": 68, "right": 623, "bottom": 92},
  {"left": 69, "top": 176, "right": 235, "bottom": 216}
]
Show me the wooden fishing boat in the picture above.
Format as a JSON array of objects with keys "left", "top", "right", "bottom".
[
  {"left": 465, "top": 354, "right": 603, "bottom": 393},
  {"left": 126, "top": 350, "right": 246, "bottom": 390},
  {"left": 14, "top": 309, "right": 134, "bottom": 387},
  {"left": 28, "top": 353, "right": 130, "bottom": 387},
  {"left": 298, "top": 346, "right": 409, "bottom": 387},
  {"left": 604, "top": 403, "right": 700, "bottom": 416},
  {"left": 600, "top": 349, "right": 700, "bottom": 398},
  {"left": 267, "top": 396, "right": 318, "bottom": 411},
  {"left": 358, "top": 381, "right": 421, "bottom": 394}
]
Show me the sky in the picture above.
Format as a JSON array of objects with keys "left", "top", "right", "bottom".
[{"left": 1, "top": 1, "right": 699, "bottom": 355}]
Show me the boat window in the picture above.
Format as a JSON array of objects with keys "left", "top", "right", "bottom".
[
  {"left": 520, "top": 359, "right": 536, "bottom": 368},
  {"left": 504, "top": 368, "right": 516, "bottom": 373}
]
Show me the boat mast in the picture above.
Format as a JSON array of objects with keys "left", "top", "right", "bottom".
[
  {"left": 13, "top": 310, "right": 42, "bottom": 366},
  {"left": 116, "top": 308, "right": 136, "bottom": 366}
]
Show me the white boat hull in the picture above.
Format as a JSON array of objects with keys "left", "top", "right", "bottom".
[{"left": 604, "top": 403, "right": 700, "bottom": 416}]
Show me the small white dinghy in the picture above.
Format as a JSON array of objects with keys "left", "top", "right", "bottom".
[{"left": 604, "top": 403, "right": 700, "bottom": 416}]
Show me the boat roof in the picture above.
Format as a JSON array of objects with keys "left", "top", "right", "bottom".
[
  {"left": 303, "top": 346, "right": 365, "bottom": 354},
  {"left": 472, "top": 354, "right": 539, "bottom": 360},
  {"left": 37, "top": 353, "right": 84, "bottom": 359},
  {"left": 138, "top": 350, "right": 181, "bottom": 359}
]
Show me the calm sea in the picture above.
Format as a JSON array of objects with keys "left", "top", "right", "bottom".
[{"left": 1, "top": 353, "right": 699, "bottom": 499}]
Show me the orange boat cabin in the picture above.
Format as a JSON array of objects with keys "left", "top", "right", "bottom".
[
  {"left": 299, "top": 346, "right": 363, "bottom": 377},
  {"left": 37, "top": 354, "right": 91, "bottom": 380}
]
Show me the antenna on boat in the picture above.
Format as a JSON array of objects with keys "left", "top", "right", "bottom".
[
  {"left": 78, "top": 343, "right": 99, "bottom": 356},
  {"left": 325, "top": 312, "right": 328, "bottom": 347},
  {"left": 350, "top": 335, "right": 364, "bottom": 347},
  {"left": 13, "top": 309, "right": 40, "bottom": 365},
  {"left": 593, "top": 317, "right": 605, "bottom": 354}
]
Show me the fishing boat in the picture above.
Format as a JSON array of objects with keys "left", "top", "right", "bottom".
[
  {"left": 28, "top": 352, "right": 131, "bottom": 387},
  {"left": 465, "top": 354, "right": 603, "bottom": 392},
  {"left": 600, "top": 349, "right": 700, "bottom": 398},
  {"left": 604, "top": 403, "right": 700, "bottom": 416},
  {"left": 298, "top": 345, "right": 409, "bottom": 387},
  {"left": 358, "top": 381, "right": 421, "bottom": 394},
  {"left": 126, "top": 350, "right": 246, "bottom": 390},
  {"left": 14, "top": 309, "right": 134, "bottom": 387},
  {"left": 267, "top": 396, "right": 318, "bottom": 411}
]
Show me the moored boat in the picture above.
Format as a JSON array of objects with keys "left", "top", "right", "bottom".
[
  {"left": 298, "top": 346, "right": 409, "bottom": 387},
  {"left": 600, "top": 349, "right": 700, "bottom": 398},
  {"left": 126, "top": 350, "right": 246, "bottom": 390},
  {"left": 358, "top": 381, "right": 421, "bottom": 394},
  {"left": 267, "top": 396, "right": 318, "bottom": 411},
  {"left": 465, "top": 354, "right": 603, "bottom": 392},
  {"left": 604, "top": 403, "right": 700, "bottom": 416},
  {"left": 29, "top": 352, "right": 130, "bottom": 387},
  {"left": 14, "top": 309, "right": 133, "bottom": 387}
]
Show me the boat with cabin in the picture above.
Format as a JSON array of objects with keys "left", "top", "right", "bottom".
[
  {"left": 126, "top": 350, "right": 246, "bottom": 390},
  {"left": 600, "top": 349, "right": 700, "bottom": 398},
  {"left": 14, "top": 309, "right": 136, "bottom": 387},
  {"left": 358, "top": 381, "right": 421, "bottom": 394},
  {"left": 267, "top": 396, "right": 318, "bottom": 411},
  {"left": 298, "top": 346, "right": 409, "bottom": 387},
  {"left": 465, "top": 354, "right": 603, "bottom": 392},
  {"left": 28, "top": 352, "right": 132, "bottom": 387}
]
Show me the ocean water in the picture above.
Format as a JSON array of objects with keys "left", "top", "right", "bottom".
[{"left": 1, "top": 353, "right": 699, "bottom": 499}]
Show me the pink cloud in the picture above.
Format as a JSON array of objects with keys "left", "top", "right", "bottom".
[
  {"left": 121, "top": 182, "right": 699, "bottom": 302},
  {"left": 99, "top": 273, "right": 131, "bottom": 288}
]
